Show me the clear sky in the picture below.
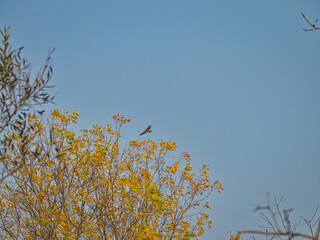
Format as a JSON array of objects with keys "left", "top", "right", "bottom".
[{"left": 1, "top": 1, "right": 320, "bottom": 239}]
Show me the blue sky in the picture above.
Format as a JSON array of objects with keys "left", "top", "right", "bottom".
[{"left": 1, "top": 1, "right": 320, "bottom": 239}]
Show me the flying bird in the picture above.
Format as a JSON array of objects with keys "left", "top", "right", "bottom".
[{"left": 140, "top": 125, "right": 152, "bottom": 136}]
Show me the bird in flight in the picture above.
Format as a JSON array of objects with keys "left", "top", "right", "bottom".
[{"left": 140, "top": 125, "right": 152, "bottom": 136}]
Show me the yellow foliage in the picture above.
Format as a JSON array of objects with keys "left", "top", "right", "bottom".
[
  {"left": 229, "top": 234, "right": 241, "bottom": 240},
  {"left": 0, "top": 110, "right": 223, "bottom": 239}
]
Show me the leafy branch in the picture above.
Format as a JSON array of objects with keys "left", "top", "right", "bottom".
[{"left": 0, "top": 25, "right": 55, "bottom": 181}]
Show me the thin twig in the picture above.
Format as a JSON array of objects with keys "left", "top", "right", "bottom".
[
  {"left": 237, "top": 230, "right": 314, "bottom": 240},
  {"left": 301, "top": 12, "right": 320, "bottom": 32}
]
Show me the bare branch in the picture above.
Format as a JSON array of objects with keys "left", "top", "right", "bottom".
[
  {"left": 237, "top": 230, "right": 314, "bottom": 240},
  {"left": 236, "top": 194, "right": 319, "bottom": 240},
  {"left": 301, "top": 12, "right": 320, "bottom": 32}
]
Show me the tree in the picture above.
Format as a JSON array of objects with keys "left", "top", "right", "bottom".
[
  {"left": 0, "top": 25, "right": 55, "bottom": 182},
  {"left": 0, "top": 110, "right": 224, "bottom": 239},
  {"left": 230, "top": 193, "right": 320, "bottom": 240}
]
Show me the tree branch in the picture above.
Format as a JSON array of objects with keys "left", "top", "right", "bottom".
[
  {"left": 237, "top": 230, "right": 315, "bottom": 240},
  {"left": 301, "top": 12, "right": 320, "bottom": 32}
]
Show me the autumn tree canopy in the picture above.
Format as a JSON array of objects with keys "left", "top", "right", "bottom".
[{"left": 0, "top": 110, "right": 223, "bottom": 239}]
